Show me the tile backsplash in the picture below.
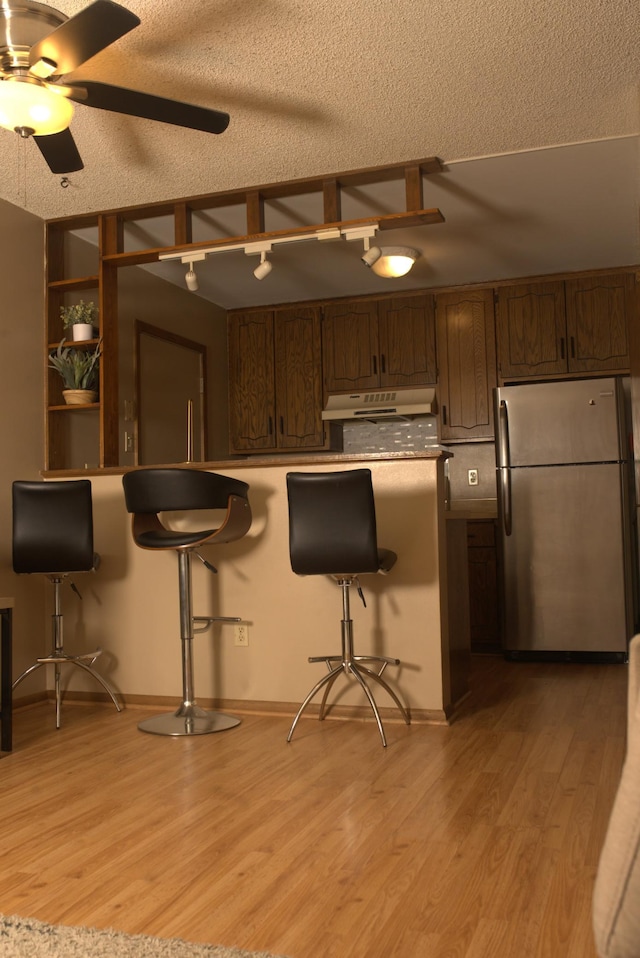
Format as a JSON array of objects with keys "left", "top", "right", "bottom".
[
  {"left": 341, "top": 415, "right": 440, "bottom": 453},
  {"left": 342, "top": 417, "right": 497, "bottom": 501}
]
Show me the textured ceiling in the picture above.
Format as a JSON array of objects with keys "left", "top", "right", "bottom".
[{"left": 2, "top": 0, "right": 640, "bottom": 221}]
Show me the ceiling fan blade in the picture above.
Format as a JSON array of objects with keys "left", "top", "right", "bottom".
[
  {"left": 33, "top": 129, "right": 84, "bottom": 174},
  {"left": 65, "top": 81, "right": 230, "bottom": 134},
  {"left": 29, "top": 1, "right": 140, "bottom": 78}
]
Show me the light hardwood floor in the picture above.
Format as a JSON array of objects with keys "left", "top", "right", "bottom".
[{"left": 0, "top": 654, "right": 627, "bottom": 958}]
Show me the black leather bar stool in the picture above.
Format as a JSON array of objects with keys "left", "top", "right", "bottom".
[
  {"left": 12, "top": 479, "right": 121, "bottom": 729},
  {"left": 122, "top": 467, "right": 252, "bottom": 737},
  {"left": 286, "top": 468, "right": 409, "bottom": 747}
]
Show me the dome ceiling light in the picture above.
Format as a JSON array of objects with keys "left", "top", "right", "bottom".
[{"left": 362, "top": 245, "right": 421, "bottom": 278}]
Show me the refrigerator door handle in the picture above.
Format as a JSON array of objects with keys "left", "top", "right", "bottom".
[
  {"left": 497, "top": 400, "right": 512, "bottom": 536},
  {"left": 497, "top": 399, "right": 511, "bottom": 469},
  {"left": 499, "top": 466, "right": 512, "bottom": 536}
]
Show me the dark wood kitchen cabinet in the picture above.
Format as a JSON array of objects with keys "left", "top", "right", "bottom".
[
  {"left": 322, "top": 293, "right": 437, "bottom": 394},
  {"left": 496, "top": 272, "right": 633, "bottom": 380},
  {"left": 566, "top": 273, "right": 632, "bottom": 372},
  {"left": 436, "top": 288, "right": 497, "bottom": 441},
  {"left": 467, "top": 520, "right": 501, "bottom": 653},
  {"left": 228, "top": 305, "right": 336, "bottom": 452}
]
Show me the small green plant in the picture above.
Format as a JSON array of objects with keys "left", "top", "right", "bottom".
[
  {"left": 48, "top": 339, "right": 102, "bottom": 390},
  {"left": 60, "top": 300, "right": 99, "bottom": 329}
]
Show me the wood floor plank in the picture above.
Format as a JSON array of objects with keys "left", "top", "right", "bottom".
[{"left": 0, "top": 654, "right": 627, "bottom": 958}]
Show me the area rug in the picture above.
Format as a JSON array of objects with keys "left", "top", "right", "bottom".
[{"left": 0, "top": 914, "right": 290, "bottom": 958}]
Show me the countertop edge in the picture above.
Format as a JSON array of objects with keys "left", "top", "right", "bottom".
[{"left": 42, "top": 449, "right": 450, "bottom": 479}]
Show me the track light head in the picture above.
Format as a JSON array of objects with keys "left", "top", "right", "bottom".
[
  {"left": 185, "top": 264, "right": 199, "bottom": 291},
  {"left": 362, "top": 244, "right": 382, "bottom": 267},
  {"left": 253, "top": 251, "right": 273, "bottom": 280}
]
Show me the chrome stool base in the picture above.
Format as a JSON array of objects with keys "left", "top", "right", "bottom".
[
  {"left": 13, "top": 637, "right": 121, "bottom": 730},
  {"left": 287, "top": 658, "right": 409, "bottom": 747},
  {"left": 138, "top": 704, "right": 241, "bottom": 737},
  {"left": 287, "top": 576, "right": 410, "bottom": 747}
]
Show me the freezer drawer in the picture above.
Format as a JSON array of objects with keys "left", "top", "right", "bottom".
[{"left": 501, "top": 463, "right": 632, "bottom": 652}]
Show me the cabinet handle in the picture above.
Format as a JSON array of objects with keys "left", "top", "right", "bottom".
[
  {"left": 570, "top": 336, "right": 575, "bottom": 358},
  {"left": 268, "top": 416, "right": 273, "bottom": 435},
  {"left": 372, "top": 355, "right": 377, "bottom": 375},
  {"left": 279, "top": 416, "right": 284, "bottom": 434},
  {"left": 380, "top": 353, "right": 386, "bottom": 374},
  {"left": 560, "top": 337, "right": 565, "bottom": 360},
  {"left": 442, "top": 404, "right": 447, "bottom": 425}
]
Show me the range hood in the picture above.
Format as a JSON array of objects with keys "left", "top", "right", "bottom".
[{"left": 322, "top": 387, "right": 436, "bottom": 421}]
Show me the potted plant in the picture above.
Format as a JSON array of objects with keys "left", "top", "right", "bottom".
[
  {"left": 49, "top": 339, "right": 102, "bottom": 405},
  {"left": 60, "top": 300, "right": 99, "bottom": 342}
]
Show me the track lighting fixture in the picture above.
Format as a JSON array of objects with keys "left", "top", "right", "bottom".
[
  {"left": 253, "top": 250, "right": 273, "bottom": 280},
  {"left": 160, "top": 224, "right": 386, "bottom": 284},
  {"left": 160, "top": 225, "right": 381, "bottom": 269},
  {"left": 185, "top": 263, "right": 199, "bottom": 291},
  {"left": 243, "top": 241, "right": 274, "bottom": 280},
  {"left": 179, "top": 253, "right": 205, "bottom": 291},
  {"left": 362, "top": 242, "right": 382, "bottom": 268}
]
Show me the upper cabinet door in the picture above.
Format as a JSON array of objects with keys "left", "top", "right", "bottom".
[
  {"left": 565, "top": 273, "right": 632, "bottom": 373},
  {"left": 436, "top": 288, "right": 497, "bottom": 441},
  {"left": 496, "top": 281, "right": 566, "bottom": 379},
  {"left": 496, "top": 273, "right": 632, "bottom": 381},
  {"left": 228, "top": 310, "right": 276, "bottom": 451},
  {"left": 322, "top": 301, "right": 380, "bottom": 393},
  {"left": 274, "top": 306, "right": 325, "bottom": 449},
  {"left": 377, "top": 294, "right": 437, "bottom": 387}
]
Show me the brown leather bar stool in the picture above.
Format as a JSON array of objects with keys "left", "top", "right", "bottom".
[
  {"left": 286, "top": 468, "right": 409, "bottom": 747},
  {"left": 12, "top": 479, "right": 121, "bottom": 729},
  {"left": 122, "top": 467, "right": 252, "bottom": 737}
]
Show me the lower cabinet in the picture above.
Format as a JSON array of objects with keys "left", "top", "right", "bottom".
[
  {"left": 228, "top": 305, "right": 338, "bottom": 453},
  {"left": 467, "top": 520, "right": 501, "bottom": 652}
]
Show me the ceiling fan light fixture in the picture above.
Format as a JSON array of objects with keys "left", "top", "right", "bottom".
[
  {"left": 0, "top": 77, "right": 74, "bottom": 136},
  {"left": 370, "top": 247, "right": 420, "bottom": 278}
]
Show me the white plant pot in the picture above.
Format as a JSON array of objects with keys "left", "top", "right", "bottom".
[{"left": 71, "top": 324, "right": 94, "bottom": 342}]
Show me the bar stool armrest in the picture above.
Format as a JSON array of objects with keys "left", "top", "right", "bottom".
[{"left": 202, "top": 495, "right": 252, "bottom": 546}]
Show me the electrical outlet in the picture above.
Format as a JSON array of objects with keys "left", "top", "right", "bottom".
[
  {"left": 468, "top": 469, "right": 479, "bottom": 486},
  {"left": 234, "top": 624, "right": 249, "bottom": 647}
]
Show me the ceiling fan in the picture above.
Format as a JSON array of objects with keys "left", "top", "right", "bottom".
[{"left": 0, "top": 0, "right": 230, "bottom": 174}]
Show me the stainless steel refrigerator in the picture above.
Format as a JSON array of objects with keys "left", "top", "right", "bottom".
[{"left": 495, "top": 377, "right": 637, "bottom": 659}]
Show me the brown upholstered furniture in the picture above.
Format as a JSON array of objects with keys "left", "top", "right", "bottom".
[{"left": 593, "top": 634, "right": 640, "bottom": 956}]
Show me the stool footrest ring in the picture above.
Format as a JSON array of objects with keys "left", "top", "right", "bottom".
[{"left": 192, "top": 615, "right": 241, "bottom": 634}]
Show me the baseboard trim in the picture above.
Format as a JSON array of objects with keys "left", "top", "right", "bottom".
[{"left": 15, "top": 689, "right": 449, "bottom": 726}]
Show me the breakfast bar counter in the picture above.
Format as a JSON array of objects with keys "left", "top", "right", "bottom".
[{"left": 35, "top": 451, "right": 470, "bottom": 726}]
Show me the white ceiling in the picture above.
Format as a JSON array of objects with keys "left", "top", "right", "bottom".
[{"left": 2, "top": 0, "right": 640, "bottom": 308}]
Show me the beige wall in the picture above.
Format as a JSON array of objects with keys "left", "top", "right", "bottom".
[
  {"left": 36, "top": 457, "right": 451, "bottom": 716},
  {"left": 0, "top": 199, "right": 48, "bottom": 686}
]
